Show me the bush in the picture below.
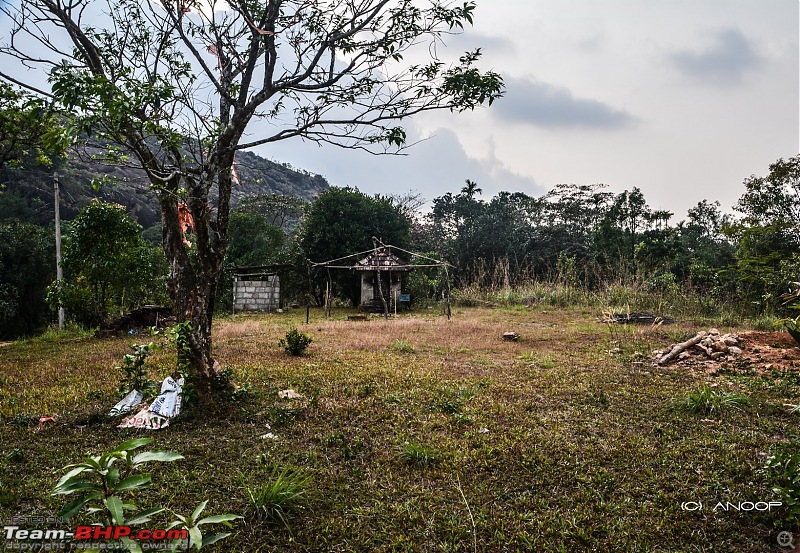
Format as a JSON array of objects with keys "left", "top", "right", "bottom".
[{"left": 279, "top": 328, "right": 312, "bottom": 356}]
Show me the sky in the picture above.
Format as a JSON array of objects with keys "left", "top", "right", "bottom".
[
  {"left": 253, "top": 0, "right": 799, "bottom": 219},
  {"left": 0, "top": 0, "right": 796, "bottom": 220}
]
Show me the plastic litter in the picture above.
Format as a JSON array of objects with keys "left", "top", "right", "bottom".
[
  {"left": 149, "top": 377, "right": 183, "bottom": 418},
  {"left": 117, "top": 376, "right": 184, "bottom": 430},
  {"left": 109, "top": 389, "right": 143, "bottom": 417},
  {"left": 119, "top": 407, "right": 170, "bottom": 430}
]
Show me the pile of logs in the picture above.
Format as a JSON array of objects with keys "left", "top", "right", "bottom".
[{"left": 655, "top": 329, "right": 743, "bottom": 365}]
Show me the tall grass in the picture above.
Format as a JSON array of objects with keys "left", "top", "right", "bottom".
[{"left": 449, "top": 277, "right": 774, "bottom": 327}]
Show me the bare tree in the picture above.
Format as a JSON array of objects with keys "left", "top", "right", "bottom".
[{"left": 0, "top": 0, "right": 503, "bottom": 402}]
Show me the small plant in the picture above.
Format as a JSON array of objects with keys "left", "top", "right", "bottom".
[
  {"left": 167, "top": 321, "right": 193, "bottom": 375},
  {"left": 671, "top": 384, "right": 750, "bottom": 415},
  {"left": 53, "top": 438, "right": 240, "bottom": 551},
  {"left": 279, "top": 328, "right": 312, "bottom": 356},
  {"left": 765, "top": 442, "right": 800, "bottom": 522},
  {"left": 6, "top": 448, "right": 25, "bottom": 463},
  {"left": 398, "top": 441, "right": 440, "bottom": 468},
  {"left": 117, "top": 342, "right": 158, "bottom": 397},
  {"left": 244, "top": 466, "right": 311, "bottom": 529},
  {"left": 388, "top": 339, "right": 414, "bottom": 353},
  {"left": 777, "top": 283, "right": 800, "bottom": 345}
]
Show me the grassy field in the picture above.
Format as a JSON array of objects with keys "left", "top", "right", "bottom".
[{"left": 2, "top": 306, "right": 800, "bottom": 552}]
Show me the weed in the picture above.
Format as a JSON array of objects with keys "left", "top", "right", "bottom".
[
  {"left": 398, "top": 441, "right": 440, "bottom": 468},
  {"left": 116, "top": 342, "right": 158, "bottom": 397},
  {"left": 388, "top": 339, "right": 415, "bottom": 353},
  {"left": 10, "top": 414, "right": 35, "bottom": 427},
  {"left": 435, "top": 398, "right": 462, "bottom": 415},
  {"left": 765, "top": 442, "right": 800, "bottom": 522},
  {"left": 325, "top": 432, "right": 364, "bottom": 460},
  {"left": 671, "top": 384, "right": 751, "bottom": 415},
  {"left": 211, "top": 367, "right": 251, "bottom": 402},
  {"left": 279, "top": 328, "right": 312, "bottom": 356},
  {"left": 244, "top": 467, "right": 311, "bottom": 529},
  {"left": 6, "top": 448, "right": 24, "bottom": 463},
  {"left": 266, "top": 405, "right": 302, "bottom": 427},
  {"left": 519, "top": 351, "right": 557, "bottom": 369}
]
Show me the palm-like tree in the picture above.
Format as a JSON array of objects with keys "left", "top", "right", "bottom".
[{"left": 461, "top": 179, "right": 482, "bottom": 199}]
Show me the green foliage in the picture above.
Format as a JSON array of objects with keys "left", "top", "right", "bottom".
[
  {"left": 765, "top": 442, "right": 800, "bottom": 522},
  {"left": 117, "top": 342, "right": 159, "bottom": 398},
  {"left": 0, "top": 220, "right": 54, "bottom": 338},
  {"left": 243, "top": 467, "right": 311, "bottom": 529},
  {"left": 398, "top": 441, "right": 440, "bottom": 468},
  {"left": 299, "top": 187, "right": 412, "bottom": 305},
  {"left": 728, "top": 155, "right": 800, "bottom": 311},
  {"left": 168, "top": 322, "right": 193, "bottom": 375},
  {"left": 279, "top": 328, "right": 312, "bottom": 356},
  {"left": 53, "top": 438, "right": 240, "bottom": 552},
  {"left": 671, "top": 384, "right": 750, "bottom": 415},
  {"left": 54, "top": 199, "right": 165, "bottom": 325},
  {"left": 388, "top": 339, "right": 414, "bottom": 353},
  {"left": 0, "top": 83, "right": 65, "bottom": 170}
]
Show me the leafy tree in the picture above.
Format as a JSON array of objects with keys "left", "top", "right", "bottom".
[
  {"left": 55, "top": 200, "right": 163, "bottom": 325},
  {"left": 728, "top": 155, "right": 800, "bottom": 311},
  {"left": 594, "top": 187, "right": 652, "bottom": 278},
  {"left": 300, "top": 187, "right": 411, "bottom": 305},
  {"left": 0, "top": 220, "right": 54, "bottom": 338},
  {"left": 0, "top": 0, "right": 502, "bottom": 400},
  {"left": 0, "top": 83, "right": 64, "bottom": 170}
]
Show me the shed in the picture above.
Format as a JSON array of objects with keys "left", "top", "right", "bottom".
[
  {"left": 353, "top": 248, "right": 410, "bottom": 313},
  {"left": 232, "top": 265, "right": 284, "bottom": 313}
]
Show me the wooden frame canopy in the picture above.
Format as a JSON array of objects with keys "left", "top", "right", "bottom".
[{"left": 307, "top": 237, "right": 452, "bottom": 319}]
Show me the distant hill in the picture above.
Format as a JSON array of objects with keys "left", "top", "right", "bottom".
[{"left": 0, "top": 147, "right": 328, "bottom": 228}]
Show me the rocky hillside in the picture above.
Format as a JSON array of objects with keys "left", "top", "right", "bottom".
[{"left": 0, "top": 147, "right": 328, "bottom": 228}]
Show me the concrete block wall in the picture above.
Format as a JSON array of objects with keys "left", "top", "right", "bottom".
[{"left": 233, "top": 277, "right": 280, "bottom": 312}]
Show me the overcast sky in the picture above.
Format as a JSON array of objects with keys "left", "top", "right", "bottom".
[{"left": 255, "top": 0, "right": 799, "bottom": 219}]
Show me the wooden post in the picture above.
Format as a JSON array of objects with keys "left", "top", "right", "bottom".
[
  {"left": 54, "top": 173, "right": 65, "bottom": 330},
  {"left": 444, "top": 265, "right": 451, "bottom": 321}
]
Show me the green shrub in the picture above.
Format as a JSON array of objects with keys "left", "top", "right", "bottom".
[
  {"left": 279, "top": 328, "right": 312, "bottom": 356},
  {"left": 117, "top": 342, "right": 158, "bottom": 397},
  {"left": 244, "top": 467, "right": 311, "bottom": 528}
]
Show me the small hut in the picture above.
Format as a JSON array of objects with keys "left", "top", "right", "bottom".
[
  {"left": 353, "top": 247, "right": 410, "bottom": 313},
  {"left": 232, "top": 265, "right": 285, "bottom": 313}
]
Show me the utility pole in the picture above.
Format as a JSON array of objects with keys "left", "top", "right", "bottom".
[{"left": 54, "top": 172, "right": 65, "bottom": 329}]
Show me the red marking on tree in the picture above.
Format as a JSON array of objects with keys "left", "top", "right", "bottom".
[{"left": 177, "top": 202, "right": 194, "bottom": 246}]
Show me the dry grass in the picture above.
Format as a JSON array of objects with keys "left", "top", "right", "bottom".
[{"left": 1, "top": 306, "right": 799, "bottom": 552}]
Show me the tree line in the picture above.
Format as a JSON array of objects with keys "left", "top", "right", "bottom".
[{"left": 2, "top": 151, "right": 798, "bottom": 339}]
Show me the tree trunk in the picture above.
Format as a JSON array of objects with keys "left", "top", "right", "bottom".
[{"left": 158, "top": 175, "right": 228, "bottom": 405}]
